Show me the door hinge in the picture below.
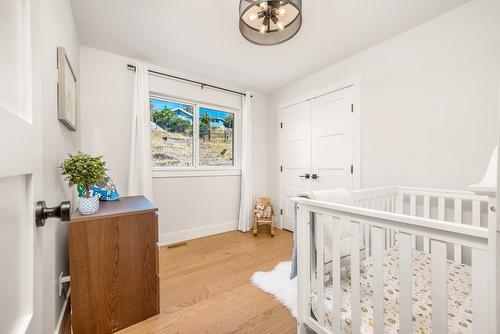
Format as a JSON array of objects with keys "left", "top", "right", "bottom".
[
  {"left": 280, "top": 165, "right": 283, "bottom": 172},
  {"left": 280, "top": 122, "right": 283, "bottom": 129},
  {"left": 350, "top": 165, "right": 354, "bottom": 174},
  {"left": 280, "top": 209, "right": 283, "bottom": 215},
  {"left": 351, "top": 104, "right": 354, "bottom": 113}
]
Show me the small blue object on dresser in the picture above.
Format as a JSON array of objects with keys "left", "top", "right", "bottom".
[{"left": 92, "top": 175, "right": 120, "bottom": 201}]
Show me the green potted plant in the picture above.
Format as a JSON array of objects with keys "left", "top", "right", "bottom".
[{"left": 60, "top": 152, "right": 107, "bottom": 215}]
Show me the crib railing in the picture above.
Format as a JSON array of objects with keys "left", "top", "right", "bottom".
[
  {"left": 349, "top": 186, "right": 491, "bottom": 265},
  {"left": 295, "top": 187, "right": 495, "bottom": 334},
  {"left": 349, "top": 186, "right": 399, "bottom": 256}
]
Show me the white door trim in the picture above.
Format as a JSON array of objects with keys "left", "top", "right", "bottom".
[{"left": 277, "top": 76, "right": 361, "bottom": 229}]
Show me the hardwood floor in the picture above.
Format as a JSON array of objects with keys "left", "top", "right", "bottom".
[{"left": 118, "top": 228, "right": 296, "bottom": 334}]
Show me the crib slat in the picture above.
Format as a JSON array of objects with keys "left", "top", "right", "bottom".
[
  {"left": 394, "top": 193, "right": 403, "bottom": 249},
  {"left": 410, "top": 195, "right": 417, "bottom": 249},
  {"left": 472, "top": 200, "right": 481, "bottom": 227},
  {"left": 391, "top": 194, "right": 396, "bottom": 247},
  {"left": 410, "top": 195, "right": 416, "bottom": 216},
  {"left": 316, "top": 216, "right": 325, "bottom": 326},
  {"left": 384, "top": 196, "right": 391, "bottom": 249},
  {"left": 384, "top": 196, "right": 391, "bottom": 247},
  {"left": 296, "top": 206, "right": 311, "bottom": 333},
  {"left": 350, "top": 222, "right": 361, "bottom": 334},
  {"left": 472, "top": 248, "right": 489, "bottom": 333},
  {"left": 396, "top": 193, "right": 403, "bottom": 214},
  {"left": 386, "top": 228, "right": 390, "bottom": 250},
  {"left": 331, "top": 217, "right": 342, "bottom": 333},
  {"left": 389, "top": 228, "right": 393, "bottom": 248},
  {"left": 486, "top": 197, "right": 497, "bottom": 333},
  {"left": 372, "top": 226, "right": 385, "bottom": 334},
  {"left": 423, "top": 196, "right": 430, "bottom": 252},
  {"left": 398, "top": 232, "right": 412, "bottom": 334},
  {"left": 431, "top": 239, "right": 448, "bottom": 333},
  {"left": 438, "top": 197, "right": 445, "bottom": 221},
  {"left": 365, "top": 224, "right": 371, "bottom": 257},
  {"left": 454, "top": 199, "right": 462, "bottom": 264}
]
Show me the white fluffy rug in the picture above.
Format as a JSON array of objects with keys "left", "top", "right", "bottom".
[{"left": 251, "top": 261, "right": 297, "bottom": 318}]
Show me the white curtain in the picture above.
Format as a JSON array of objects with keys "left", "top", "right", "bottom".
[
  {"left": 238, "top": 92, "right": 253, "bottom": 232},
  {"left": 128, "top": 63, "right": 154, "bottom": 201}
]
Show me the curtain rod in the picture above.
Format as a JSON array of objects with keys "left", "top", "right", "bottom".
[{"left": 126, "top": 64, "right": 252, "bottom": 98}]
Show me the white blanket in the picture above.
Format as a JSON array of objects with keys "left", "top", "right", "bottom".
[
  {"left": 291, "top": 189, "right": 364, "bottom": 279},
  {"left": 301, "top": 189, "right": 364, "bottom": 266},
  {"left": 305, "top": 189, "right": 353, "bottom": 244}
]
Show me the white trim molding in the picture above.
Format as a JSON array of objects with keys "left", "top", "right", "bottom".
[
  {"left": 159, "top": 220, "right": 238, "bottom": 245},
  {"left": 153, "top": 168, "right": 241, "bottom": 178},
  {"left": 54, "top": 288, "right": 70, "bottom": 334}
]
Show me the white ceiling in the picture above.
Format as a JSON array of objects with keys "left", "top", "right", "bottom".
[{"left": 70, "top": 0, "right": 468, "bottom": 92}]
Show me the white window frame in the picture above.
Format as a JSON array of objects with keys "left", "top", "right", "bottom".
[{"left": 150, "top": 94, "right": 241, "bottom": 178}]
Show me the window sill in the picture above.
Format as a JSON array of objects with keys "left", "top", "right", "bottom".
[{"left": 152, "top": 169, "right": 242, "bottom": 178}]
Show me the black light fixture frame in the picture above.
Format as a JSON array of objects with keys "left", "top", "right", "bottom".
[{"left": 239, "top": 0, "right": 302, "bottom": 46}]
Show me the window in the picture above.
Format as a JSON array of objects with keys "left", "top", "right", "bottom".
[
  {"left": 199, "top": 107, "right": 234, "bottom": 166},
  {"left": 150, "top": 97, "right": 236, "bottom": 170},
  {"left": 150, "top": 99, "right": 194, "bottom": 167}
]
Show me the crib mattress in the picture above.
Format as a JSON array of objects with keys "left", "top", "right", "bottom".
[{"left": 311, "top": 248, "right": 473, "bottom": 333}]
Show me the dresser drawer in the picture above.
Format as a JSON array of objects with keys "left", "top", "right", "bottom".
[{"left": 69, "top": 196, "right": 159, "bottom": 334}]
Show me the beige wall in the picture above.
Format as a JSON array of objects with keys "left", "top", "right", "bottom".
[
  {"left": 80, "top": 46, "right": 271, "bottom": 244},
  {"left": 38, "top": 0, "right": 81, "bottom": 332},
  {"left": 34, "top": 0, "right": 500, "bottom": 331},
  {"left": 269, "top": 0, "right": 500, "bottom": 205}
]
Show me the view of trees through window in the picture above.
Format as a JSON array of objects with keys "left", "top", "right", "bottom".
[
  {"left": 150, "top": 98, "right": 234, "bottom": 167},
  {"left": 199, "top": 107, "right": 234, "bottom": 166}
]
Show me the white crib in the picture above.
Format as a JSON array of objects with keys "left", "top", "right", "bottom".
[{"left": 294, "top": 184, "right": 497, "bottom": 334}]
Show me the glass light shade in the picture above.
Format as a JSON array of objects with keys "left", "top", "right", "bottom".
[{"left": 239, "top": 0, "right": 302, "bottom": 46}]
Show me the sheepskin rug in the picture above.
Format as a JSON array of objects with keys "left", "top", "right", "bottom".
[{"left": 251, "top": 261, "right": 297, "bottom": 318}]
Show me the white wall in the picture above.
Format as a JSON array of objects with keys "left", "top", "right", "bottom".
[
  {"left": 269, "top": 0, "right": 500, "bottom": 204},
  {"left": 38, "top": 0, "right": 81, "bottom": 332},
  {"left": 80, "top": 46, "right": 271, "bottom": 244}
]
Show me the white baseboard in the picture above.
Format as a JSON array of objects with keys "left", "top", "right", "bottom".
[
  {"left": 54, "top": 287, "right": 71, "bottom": 334},
  {"left": 159, "top": 221, "right": 238, "bottom": 246}
]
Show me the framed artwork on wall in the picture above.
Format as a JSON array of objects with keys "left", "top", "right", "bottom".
[{"left": 57, "top": 47, "right": 77, "bottom": 131}]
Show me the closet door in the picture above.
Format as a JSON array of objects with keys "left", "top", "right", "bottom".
[
  {"left": 280, "top": 101, "right": 311, "bottom": 231},
  {"left": 311, "top": 87, "right": 354, "bottom": 191}
]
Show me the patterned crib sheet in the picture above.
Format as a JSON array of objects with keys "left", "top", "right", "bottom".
[{"left": 311, "top": 248, "right": 473, "bottom": 333}]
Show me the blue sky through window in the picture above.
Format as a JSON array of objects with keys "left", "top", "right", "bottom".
[
  {"left": 199, "top": 107, "right": 230, "bottom": 120},
  {"left": 151, "top": 98, "right": 232, "bottom": 128},
  {"left": 150, "top": 99, "right": 186, "bottom": 112}
]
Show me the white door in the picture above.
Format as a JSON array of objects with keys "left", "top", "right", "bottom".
[
  {"left": 0, "top": 0, "right": 42, "bottom": 333},
  {"left": 279, "top": 85, "right": 358, "bottom": 231},
  {"left": 311, "top": 87, "right": 354, "bottom": 191},
  {"left": 280, "top": 101, "right": 311, "bottom": 231}
]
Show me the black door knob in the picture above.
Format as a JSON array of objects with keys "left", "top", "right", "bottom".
[
  {"left": 299, "top": 174, "right": 310, "bottom": 179},
  {"left": 311, "top": 174, "right": 319, "bottom": 180},
  {"left": 35, "top": 201, "right": 71, "bottom": 227}
]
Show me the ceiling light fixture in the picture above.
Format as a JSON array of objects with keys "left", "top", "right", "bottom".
[{"left": 239, "top": 0, "right": 302, "bottom": 46}]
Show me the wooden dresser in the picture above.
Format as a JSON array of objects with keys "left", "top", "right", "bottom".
[{"left": 69, "top": 196, "right": 159, "bottom": 334}]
